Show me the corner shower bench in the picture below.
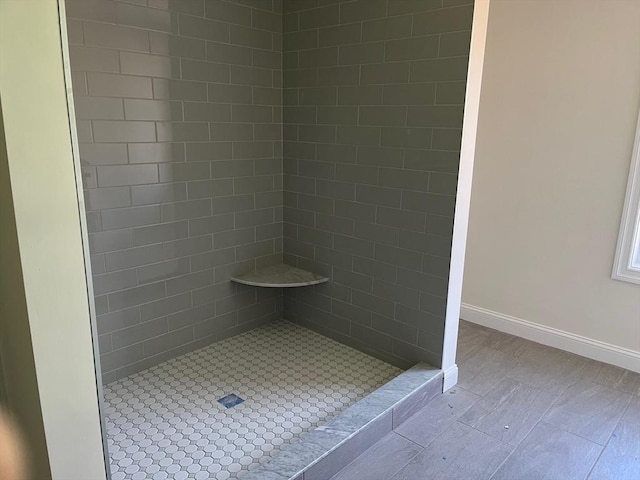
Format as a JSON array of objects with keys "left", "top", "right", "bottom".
[{"left": 230, "top": 263, "right": 328, "bottom": 288}]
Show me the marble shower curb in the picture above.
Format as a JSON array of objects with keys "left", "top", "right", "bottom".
[{"left": 244, "top": 363, "right": 443, "bottom": 480}]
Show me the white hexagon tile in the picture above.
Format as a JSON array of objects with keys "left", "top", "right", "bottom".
[{"left": 102, "top": 320, "right": 402, "bottom": 480}]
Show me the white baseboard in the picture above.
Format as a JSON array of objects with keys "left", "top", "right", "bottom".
[
  {"left": 442, "top": 365, "right": 459, "bottom": 392},
  {"left": 460, "top": 304, "right": 640, "bottom": 373}
]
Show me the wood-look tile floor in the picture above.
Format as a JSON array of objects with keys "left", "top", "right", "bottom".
[{"left": 331, "top": 320, "right": 640, "bottom": 480}]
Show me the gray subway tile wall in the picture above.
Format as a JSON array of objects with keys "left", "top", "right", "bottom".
[
  {"left": 67, "top": 0, "right": 284, "bottom": 383},
  {"left": 282, "top": 0, "right": 473, "bottom": 368},
  {"left": 68, "top": 0, "right": 472, "bottom": 381}
]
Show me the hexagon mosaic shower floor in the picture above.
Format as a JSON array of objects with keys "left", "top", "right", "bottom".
[{"left": 103, "top": 320, "right": 402, "bottom": 480}]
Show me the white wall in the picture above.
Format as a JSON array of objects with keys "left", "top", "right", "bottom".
[
  {"left": 0, "top": 1, "right": 107, "bottom": 478},
  {"left": 463, "top": 0, "right": 640, "bottom": 369},
  {"left": 0, "top": 94, "right": 53, "bottom": 480}
]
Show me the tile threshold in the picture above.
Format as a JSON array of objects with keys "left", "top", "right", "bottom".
[{"left": 244, "top": 363, "right": 443, "bottom": 480}]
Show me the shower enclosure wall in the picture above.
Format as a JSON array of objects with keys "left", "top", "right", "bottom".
[
  {"left": 68, "top": 0, "right": 286, "bottom": 384},
  {"left": 282, "top": 0, "right": 472, "bottom": 368},
  {"left": 66, "top": 0, "right": 473, "bottom": 381}
]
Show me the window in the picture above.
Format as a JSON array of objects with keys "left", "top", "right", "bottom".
[{"left": 612, "top": 110, "right": 640, "bottom": 285}]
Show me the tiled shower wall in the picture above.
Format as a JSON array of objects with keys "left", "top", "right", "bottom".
[
  {"left": 282, "top": 0, "right": 473, "bottom": 368},
  {"left": 67, "top": 0, "right": 473, "bottom": 381},
  {"left": 66, "top": 0, "right": 284, "bottom": 383}
]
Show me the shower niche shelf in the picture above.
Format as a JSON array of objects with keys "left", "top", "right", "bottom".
[{"left": 230, "top": 263, "right": 329, "bottom": 288}]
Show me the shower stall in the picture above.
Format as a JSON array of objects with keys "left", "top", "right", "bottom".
[{"left": 63, "top": 0, "right": 473, "bottom": 478}]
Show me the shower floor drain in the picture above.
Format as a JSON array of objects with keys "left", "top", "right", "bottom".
[{"left": 218, "top": 393, "right": 245, "bottom": 408}]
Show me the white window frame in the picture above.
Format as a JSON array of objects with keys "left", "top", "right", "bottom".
[{"left": 612, "top": 109, "right": 640, "bottom": 285}]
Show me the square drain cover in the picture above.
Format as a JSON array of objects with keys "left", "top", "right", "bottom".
[{"left": 217, "top": 393, "right": 245, "bottom": 409}]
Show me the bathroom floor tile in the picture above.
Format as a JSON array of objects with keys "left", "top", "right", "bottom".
[
  {"left": 457, "top": 346, "right": 515, "bottom": 396},
  {"left": 591, "top": 363, "right": 640, "bottom": 397},
  {"left": 543, "top": 380, "right": 631, "bottom": 445},
  {"left": 587, "top": 420, "right": 640, "bottom": 480},
  {"left": 491, "top": 422, "right": 602, "bottom": 480},
  {"left": 329, "top": 432, "right": 422, "bottom": 480},
  {"left": 622, "top": 395, "right": 640, "bottom": 424},
  {"left": 390, "top": 421, "right": 513, "bottom": 480},
  {"left": 102, "top": 320, "right": 401, "bottom": 480},
  {"left": 394, "top": 387, "right": 480, "bottom": 447},
  {"left": 456, "top": 321, "right": 493, "bottom": 362},
  {"left": 459, "top": 377, "right": 557, "bottom": 446},
  {"left": 508, "top": 345, "right": 593, "bottom": 394}
]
